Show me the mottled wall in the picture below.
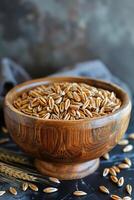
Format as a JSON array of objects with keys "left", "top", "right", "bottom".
[{"left": 0, "top": 0, "right": 134, "bottom": 91}]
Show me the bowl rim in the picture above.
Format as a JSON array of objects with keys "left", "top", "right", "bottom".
[{"left": 4, "top": 76, "right": 132, "bottom": 124}]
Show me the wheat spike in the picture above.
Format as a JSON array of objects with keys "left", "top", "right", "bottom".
[
  {"left": 0, "top": 162, "right": 36, "bottom": 181},
  {"left": 0, "top": 148, "right": 31, "bottom": 166},
  {"left": 0, "top": 162, "right": 57, "bottom": 186}
]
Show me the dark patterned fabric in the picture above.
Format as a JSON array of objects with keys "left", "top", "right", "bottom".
[{"left": 0, "top": 59, "right": 133, "bottom": 199}]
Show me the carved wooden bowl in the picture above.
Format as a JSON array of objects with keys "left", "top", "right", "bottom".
[{"left": 4, "top": 77, "right": 132, "bottom": 180}]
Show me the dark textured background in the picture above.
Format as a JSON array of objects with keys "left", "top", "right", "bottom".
[{"left": 0, "top": 0, "right": 134, "bottom": 91}]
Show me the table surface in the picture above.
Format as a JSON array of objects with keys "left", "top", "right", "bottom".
[{"left": 0, "top": 101, "right": 134, "bottom": 200}]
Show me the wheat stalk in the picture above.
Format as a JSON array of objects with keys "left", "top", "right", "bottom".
[
  {"left": 0, "top": 148, "right": 32, "bottom": 166},
  {"left": 0, "top": 162, "right": 36, "bottom": 181},
  {"left": 0, "top": 162, "right": 57, "bottom": 186}
]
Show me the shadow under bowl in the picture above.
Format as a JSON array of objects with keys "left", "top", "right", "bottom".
[{"left": 4, "top": 77, "right": 132, "bottom": 180}]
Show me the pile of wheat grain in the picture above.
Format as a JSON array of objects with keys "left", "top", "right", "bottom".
[{"left": 13, "top": 82, "right": 121, "bottom": 120}]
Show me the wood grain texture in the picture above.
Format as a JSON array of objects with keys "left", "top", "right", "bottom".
[
  {"left": 4, "top": 77, "right": 132, "bottom": 180},
  {"left": 35, "top": 159, "right": 100, "bottom": 180}
]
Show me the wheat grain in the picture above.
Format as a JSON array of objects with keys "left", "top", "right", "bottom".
[
  {"left": 49, "top": 177, "right": 60, "bottom": 184},
  {"left": 28, "top": 183, "right": 38, "bottom": 191},
  {"left": 102, "top": 153, "right": 110, "bottom": 160},
  {"left": 123, "top": 197, "right": 132, "bottom": 200},
  {"left": 22, "top": 182, "right": 29, "bottom": 191},
  {"left": 0, "top": 191, "right": 6, "bottom": 196},
  {"left": 48, "top": 97, "right": 54, "bottom": 109},
  {"left": 118, "top": 139, "right": 129, "bottom": 146},
  {"left": 43, "top": 187, "right": 58, "bottom": 193},
  {"left": 84, "top": 109, "right": 93, "bottom": 117},
  {"left": 128, "top": 133, "right": 134, "bottom": 139},
  {"left": 82, "top": 100, "right": 89, "bottom": 109},
  {"left": 13, "top": 82, "right": 121, "bottom": 120},
  {"left": 65, "top": 99, "right": 70, "bottom": 110},
  {"left": 124, "top": 158, "right": 132, "bottom": 167},
  {"left": 73, "top": 92, "right": 81, "bottom": 102},
  {"left": 126, "top": 184, "right": 132, "bottom": 195},
  {"left": 43, "top": 113, "right": 50, "bottom": 119},
  {"left": 103, "top": 168, "right": 109, "bottom": 177},
  {"left": 112, "top": 166, "right": 120, "bottom": 173},
  {"left": 55, "top": 97, "right": 62, "bottom": 104},
  {"left": 118, "top": 163, "right": 130, "bottom": 169},
  {"left": 110, "top": 176, "right": 118, "bottom": 183},
  {"left": 54, "top": 104, "right": 59, "bottom": 115},
  {"left": 99, "top": 186, "right": 110, "bottom": 194},
  {"left": 123, "top": 145, "right": 133, "bottom": 153},
  {"left": 111, "top": 194, "right": 122, "bottom": 200},
  {"left": 118, "top": 177, "right": 124, "bottom": 187},
  {"left": 109, "top": 168, "right": 117, "bottom": 176},
  {"left": 73, "top": 191, "right": 87, "bottom": 196},
  {"left": 9, "top": 187, "right": 17, "bottom": 195},
  {"left": 64, "top": 113, "right": 70, "bottom": 120}
]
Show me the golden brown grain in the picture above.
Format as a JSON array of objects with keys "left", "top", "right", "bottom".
[
  {"left": 124, "top": 158, "right": 132, "bottom": 167},
  {"left": 102, "top": 153, "right": 110, "bottom": 160},
  {"left": 82, "top": 100, "right": 89, "bottom": 109},
  {"left": 126, "top": 184, "right": 132, "bottom": 195},
  {"left": 128, "top": 133, "right": 134, "bottom": 139},
  {"left": 49, "top": 177, "right": 60, "bottom": 184},
  {"left": 65, "top": 99, "right": 70, "bottom": 110},
  {"left": 48, "top": 97, "right": 54, "bottom": 109},
  {"left": 118, "top": 177, "right": 124, "bottom": 187},
  {"left": 9, "top": 187, "right": 17, "bottom": 195},
  {"left": 0, "top": 191, "right": 6, "bottom": 196},
  {"left": 99, "top": 186, "right": 110, "bottom": 194},
  {"left": 118, "top": 163, "right": 130, "bottom": 169},
  {"left": 28, "top": 183, "right": 38, "bottom": 191},
  {"left": 109, "top": 168, "right": 117, "bottom": 176},
  {"left": 103, "top": 168, "right": 109, "bottom": 177},
  {"left": 64, "top": 113, "right": 70, "bottom": 120},
  {"left": 123, "top": 197, "right": 132, "bottom": 200},
  {"left": 111, "top": 194, "right": 122, "bottom": 200},
  {"left": 13, "top": 82, "right": 121, "bottom": 120},
  {"left": 73, "top": 92, "right": 81, "bottom": 102},
  {"left": 112, "top": 166, "right": 120, "bottom": 173},
  {"left": 123, "top": 145, "right": 133, "bottom": 153},
  {"left": 118, "top": 139, "right": 129, "bottom": 146},
  {"left": 22, "top": 182, "right": 29, "bottom": 191},
  {"left": 43, "top": 187, "right": 58, "bottom": 193},
  {"left": 110, "top": 176, "right": 118, "bottom": 183},
  {"left": 73, "top": 191, "right": 87, "bottom": 196},
  {"left": 43, "top": 113, "right": 50, "bottom": 119}
]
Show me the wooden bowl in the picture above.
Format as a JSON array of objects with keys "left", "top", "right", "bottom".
[{"left": 4, "top": 77, "right": 132, "bottom": 180}]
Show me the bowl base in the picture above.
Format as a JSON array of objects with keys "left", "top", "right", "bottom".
[{"left": 35, "top": 158, "right": 100, "bottom": 180}]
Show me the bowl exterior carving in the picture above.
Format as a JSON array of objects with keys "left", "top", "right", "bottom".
[{"left": 5, "top": 111, "right": 130, "bottom": 163}]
